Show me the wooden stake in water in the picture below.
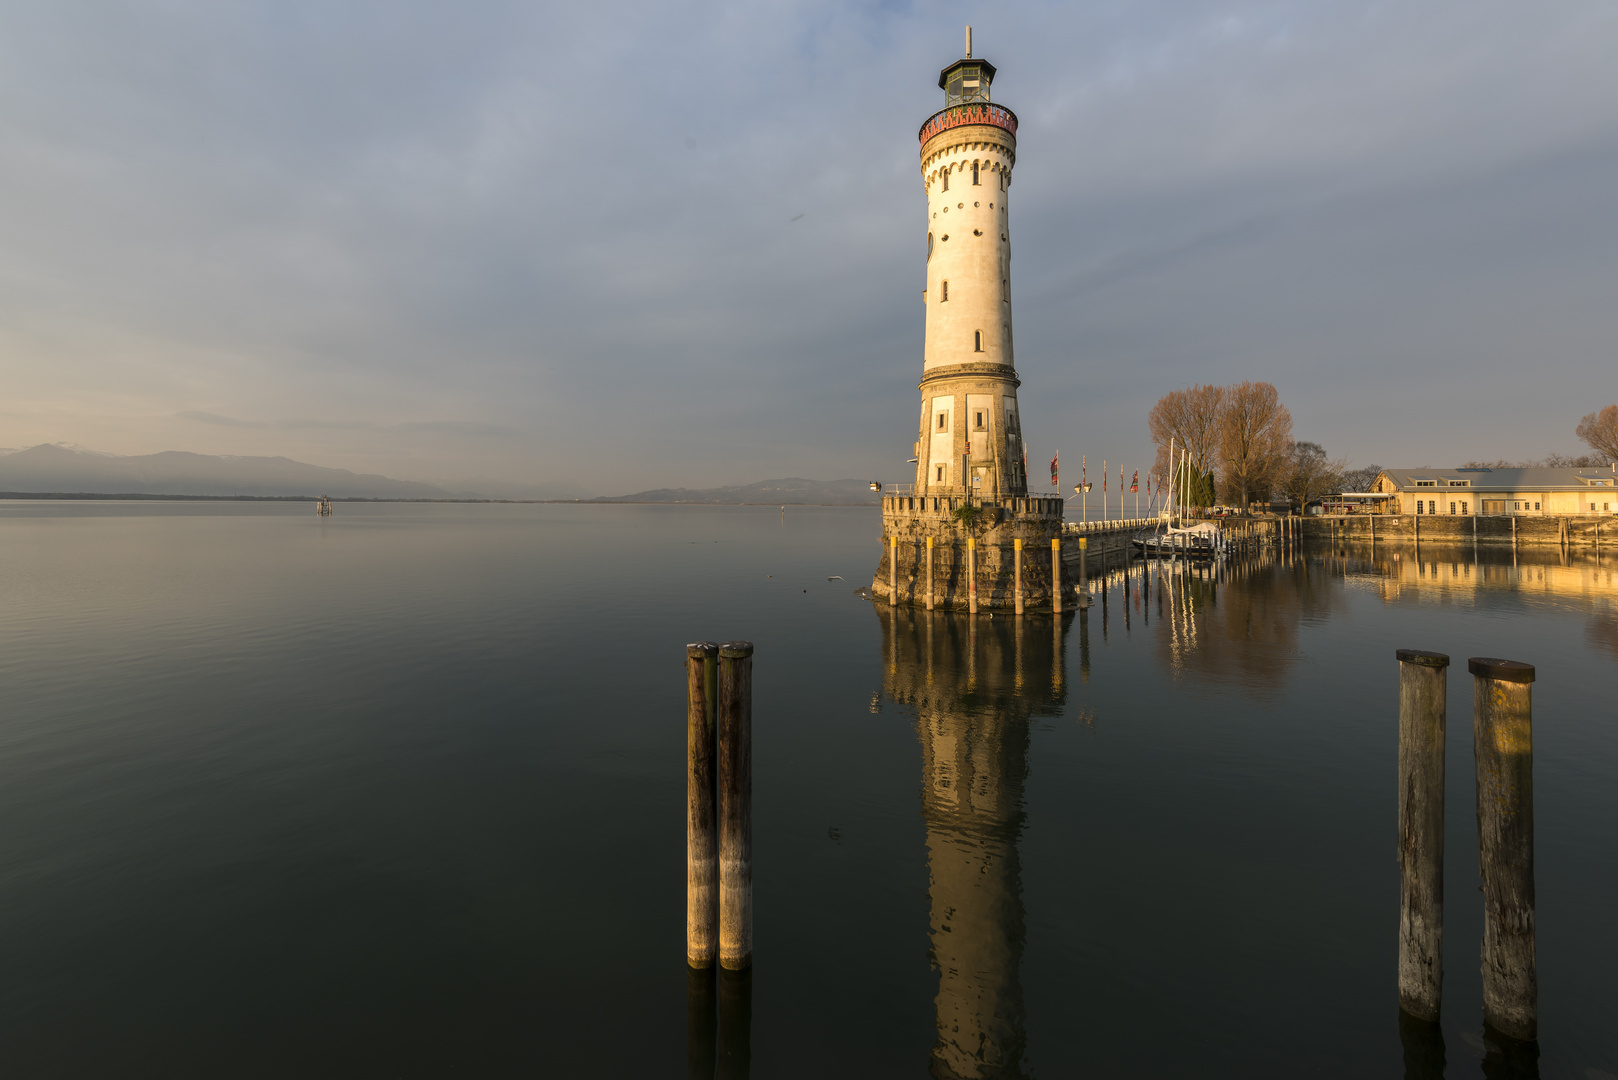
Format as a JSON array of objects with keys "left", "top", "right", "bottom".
[
  {"left": 1051, "top": 537, "right": 1062, "bottom": 614},
  {"left": 1396, "top": 648, "right": 1449, "bottom": 1022},
  {"left": 718, "top": 641, "right": 755, "bottom": 971},
  {"left": 686, "top": 641, "right": 720, "bottom": 968},
  {"left": 1013, "top": 537, "right": 1024, "bottom": 615},
  {"left": 890, "top": 535, "right": 898, "bottom": 607},
  {"left": 926, "top": 536, "right": 935, "bottom": 611},
  {"left": 1469, "top": 656, "right": 1537, "bottom": 1042},
  {"left": 967, "top": 537, "right": 978, "bottom": 614}
]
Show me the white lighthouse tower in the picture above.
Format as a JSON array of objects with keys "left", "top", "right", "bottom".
[{"left": 874, "top": 33, "right": 1068, "bottom": 611}]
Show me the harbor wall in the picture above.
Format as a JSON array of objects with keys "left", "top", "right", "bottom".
[{"left": 1300, "top": 514, "right": 1615, "bottom": 546}]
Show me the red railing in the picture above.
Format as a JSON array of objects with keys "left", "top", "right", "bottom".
[{"left": 918, "top": 102, "right": 1018, "bottom": 145}]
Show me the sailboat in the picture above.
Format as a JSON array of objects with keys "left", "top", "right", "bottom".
[{"left": 1132, "top": 442, "right": 1226, "bottom": 560}]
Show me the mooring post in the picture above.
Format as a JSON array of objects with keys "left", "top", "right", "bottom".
[
  {"left": 686, "top": 641, "right": 720, "bottom": 969},
  {"left": 967, "top": 536, "right": 978, "bottom": 614},
  {"left": 889, "top": 535, "right": 898, "bottom": 607},
  {"left": 1469, "top": 656, "right": 1537, "bottom": 1042},
  {"left": 925, "top": 536, "right": 935, "bottom": 610},
  {"left": 717, "top": 641, "right": 754, "bottom": 971},
  {"left": 1396, "top": 648, "right": 1449, "bottom": 1023},
  {"left": 1051, "top": 537, "right": 1063, "bottom": 613},
  {"left": 1013, "top": 537, "right": 1024, "bottom": 615}
]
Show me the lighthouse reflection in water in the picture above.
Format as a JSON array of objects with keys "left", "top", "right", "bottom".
[{"left": 878, "top": 605, "right": 1072, "bottom": 1080}]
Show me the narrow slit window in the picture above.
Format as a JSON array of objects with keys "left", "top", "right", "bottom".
[
  {"left": 936, "top": 466, "right": 945, "bottom": 482},
  {"left": 942, "top": 169, "right": 948, "bottom": 192},
  {"left": 940, "top": 280, "right": 948, "bottom": 301},
  {"left": 937, "top": 413, "right": 947, "bottom": 431},
  {"left": 972, "top": 162, "right": 980, "bottom": 185},
  {"left": 974, "top": 411, "right": 985, "bottom": 430},
  {"left": 974, "top": 330, "right": 983, "bottom": 352}
]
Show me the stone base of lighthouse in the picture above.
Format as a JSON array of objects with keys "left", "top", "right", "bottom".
[{"left": 873, "top": 494, "right": 1070, "bottom": 611}]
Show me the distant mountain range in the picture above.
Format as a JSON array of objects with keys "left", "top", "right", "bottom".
[
  {"left": 0, "top": 444, "right": 456, "bottom": 499},
  {"left": 593, "top": 477, "right": 879, "bottom": 505}
]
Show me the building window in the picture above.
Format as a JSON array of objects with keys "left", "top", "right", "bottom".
[
  {"left": 940, "top": 280, "right": 948, "bottom": 301},
  {"left": 974, "top": 410, "right": 985, "bottom": 430},
  {"left": 972, "top": 162, "right": 980, "bottom": 185},
  {"left": 927, "top": 233, "right": 933, "bottom": 260},
  {"left": 999, "top": 170, "right": 1005, "bottom": 191},
  {"left": 942, "top": 170, "right": 948, "bottom": 192},
  {"left": 1462, "top": 501, "right": 1469, "bottom": 515},
  {"left": 974, "top": 330, "right": 983, "bottom": 352},
  {"left": 936, "top": 465, "right": 945, "bottom": 482},
  {"left": 1449, "top": 502, "right": 1456, "bottom": 515},
  {"left": 1534, "top": 502, "right": 1540, "bottom": 511},
  {"left": 937, "top": 412, "right": 947, "bottom": 431},
  {"left": 1415, "top": 501, "right": 1422, "bottom": 514},
  {"left": 1429, "top": 501, "right": 1436, "bottom": 514}
]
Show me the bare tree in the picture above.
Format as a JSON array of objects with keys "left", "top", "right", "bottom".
[
  {"left": 1148, "top": 384, "right": 1226, "bottom": 487},
  {"left": 1281, "top": 442, "right": 1346, "bottom": 510},
  {"left": 1340, "top": 462, "right": 1384, "bottom": 492},
  {"left": 1217, "top": 381, "right": 1292, "bottom": 512},
  {"left": 1575, "top": 405, "right": 1618, "bottom": 463}
]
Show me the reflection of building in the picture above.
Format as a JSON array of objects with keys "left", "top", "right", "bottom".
[
  {"left": 1369, "top": 467, "right": 1618, "bottom": 517},
  {"left": 877, "top": 606, "right": 1070, "bottom": 1079},
  {"left": 1348, "top": 547, "right": 1618, "bottom": 602}
]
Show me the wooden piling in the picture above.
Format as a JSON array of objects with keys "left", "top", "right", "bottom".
[
  {"left": 967, "top": 537, "right": 978, "bottom": 614},
  {"left": 926, "top": 536, "right": 935, "bottom": 611},
  {"left": 1078, "top": 536, "right": 1088, "bottom": 600},
  {"left": 889, "top": 535, "right": 898, "bottom": 607},
  {"left": 717, "top": 641, "right": 754, "bottom": 971},
  {"left": 1051, "top": 537, "right": 1063, "bottom": 613},
  {"left": 1468, "top": 656, "right": 1537, "bottom": 1042},
  {"left": 686, "top": 641, "right": 720, "bottom": 968},
  {"left": 1396, "top": 648, "right": 1449, "bottom": 1022},
  {"left": 1013, "top": 538, "right": 1024, "bottom": 615}
]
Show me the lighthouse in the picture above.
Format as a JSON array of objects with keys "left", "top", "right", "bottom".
[{"left": 875, "top": 33, "right": 1068, "bottom": 611}]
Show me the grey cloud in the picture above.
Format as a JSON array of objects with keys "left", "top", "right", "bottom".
[{"left": 7, "top": 1, "right": 1618, "bottom": 492}]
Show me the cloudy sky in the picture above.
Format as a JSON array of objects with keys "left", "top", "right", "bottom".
[{"left": 2, "top": 1, "right": 1615, "bottom": 497}]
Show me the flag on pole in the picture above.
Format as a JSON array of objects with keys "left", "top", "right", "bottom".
[
  {"left": 1081, "top": 455, "right": 1086, "bottom": 489},
  {"left": 1050, "top": 452, "right": 1059, "bottom": 487},
  {"left": 1130, "top": 469, "right": 1139, "bottom": 493},
  {"left": 1102, "top": 460, "right": 1107, "bottom": 491}
]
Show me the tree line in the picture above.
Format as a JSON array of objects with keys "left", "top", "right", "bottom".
[{"left": 1149, "top": 388, "right": 1618, "bottom": 514}]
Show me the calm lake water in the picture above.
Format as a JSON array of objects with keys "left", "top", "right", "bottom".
[{"left": 0, "top": 502, "right": 1613, "bottom": 1078}]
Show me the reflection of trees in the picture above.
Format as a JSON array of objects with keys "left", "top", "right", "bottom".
[
  {"left": 876, "top": 607, "right": 1069, "bottom": 1080},
  {"left": 1147, "top": 549, "right": 1344, "bottom": 696}
]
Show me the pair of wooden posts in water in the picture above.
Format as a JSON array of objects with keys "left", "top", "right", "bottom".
[
  {"left": 685, "top": 641, "right": 753, "bottom": 970},
  {"left": 685, "top": 642, "right": 753, "bottom": 1078},
  {"left": 1397, "top": 650, "right": 1537, "bottom": 1043}
]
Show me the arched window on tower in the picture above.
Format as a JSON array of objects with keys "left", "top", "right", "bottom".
[
  {"left": 974, "top": 330, "right": 983, "bottom": 352},
  {"left": 927, "top": 233, "right": 933, "bottom": 260},
  {"left": 942, "top": 168, "right": 949, "bottom": 192},
  {"left": 972, "top": 162, "right": 980, "bottom": 185},
  {"left": 999, "top": 169, "right": 1005, "bottom": 191}
]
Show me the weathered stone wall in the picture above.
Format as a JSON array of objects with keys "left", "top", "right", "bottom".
[
  {"left": 873, "top": 504, "right": 1069, "bottom": 610},
  {"left": 1300, "top": 514, "right": 1617, "bottom": 546}
]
